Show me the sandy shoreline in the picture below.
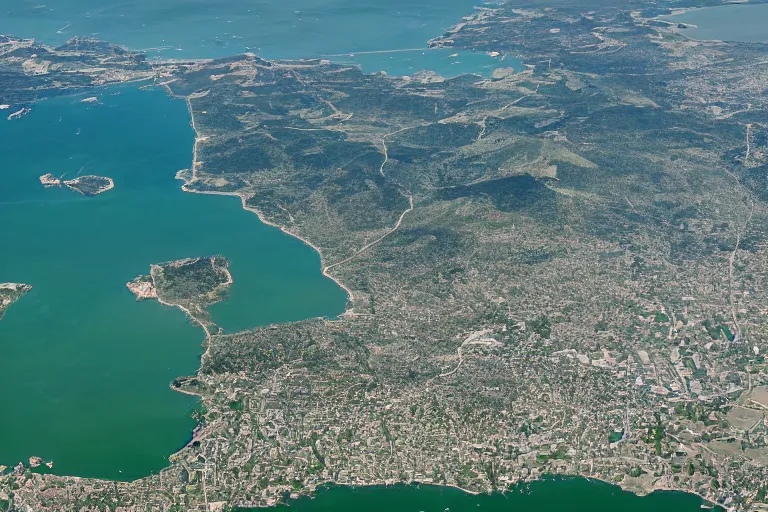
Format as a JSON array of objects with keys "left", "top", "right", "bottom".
[
  {"left": 158, "top": 84, "right": 357, "bottom": 460},
  {"left": 180, "top": 183, "right": 356, "bottom": 309}
]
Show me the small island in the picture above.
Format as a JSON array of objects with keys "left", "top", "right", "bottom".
[
  {"left": 39, "top": 174, "right": 114, "bottom": 196},
  {"left": 0, "top": 283, "right": 32, "bottom": 320},
  {"left": 64, "top": 175, "right": 114, "bottom": 196},
  {"left": 39, "top": 173, "right": 61, "bottom": 187},
  {"left": 28, "top": 456, "right": 53, "bottom": 470},
  {"left": 127, "top": 256, "right": 232, "bottom": 333}
]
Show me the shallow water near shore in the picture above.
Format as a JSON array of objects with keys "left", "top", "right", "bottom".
[
  {"left": 0, "top": 85, "right": 346, "bottom": 480},
  {"left": 0, "top": 0, "right": 518, "bottom": 77},
  {"left": 664, "top": 4, "right": 768, "bottom": 43},
  {"left": 244, "top": 478, "right": 718, "bottom": 512}
]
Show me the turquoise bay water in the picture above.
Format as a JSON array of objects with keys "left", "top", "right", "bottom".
[
  {"left": 0, "top": 0, "right": 515, "bottom": 77},
  {"left": 0, "top": 86, "right": 346, "bottom": 480},
  {"left": 666, "top": 4, "right": 768, "bottom": 43}
]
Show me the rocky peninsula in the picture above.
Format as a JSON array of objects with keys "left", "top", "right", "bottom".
[
  {"left": 0, "top": 283, "right": 32, "bottom": 320},
  {"left": 38, "top": 173, "right": 61, "bottom": 187},
  {"left": 127, "top": 256, "right": 232, "bottom": 333}
]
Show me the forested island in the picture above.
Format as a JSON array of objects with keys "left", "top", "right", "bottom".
[
  {"left": 127, "top": 256, "right": 232, "bottom": 334},
  {"left": 39, "top": 174, "right": 114, "bottom": 196}
]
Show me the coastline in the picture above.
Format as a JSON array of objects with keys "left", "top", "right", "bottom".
[
  {"left": 158, "top": 90, "right": 729, "bottom": 510},
  {"left": 238, "top": 472, "right": 724, "bottom": 511},
  {"left": 155, "top": 296, "right": 211, "bottom": 339},
  {"left": 653, "top": 4, "right": 768, "bottom": 45},
  {"left": 0, "top": 57, "right": 737, "bottom": 512},
  {"left": 179, "top": 184, "right": 357, "bottom": 311},
  {"left": 166, "top": 87, "right": 356, "bottom": 311},
  {"left": 156, "top": 86, "right": 355, "bottom": 437},
  {"left": 154, "top": 256, "right": 234, "bottom": 371},
  {"left": 154, "top": 80, "right": 373, "bottom": 474},
  {"left": 290, "top": 477, "right": 725, "bottom": 506},
  {"left": 64, "top": 176, "right": 115, "bottom": 196}
]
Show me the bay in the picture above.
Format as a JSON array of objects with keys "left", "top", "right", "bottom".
[
  {"left": 665, "top": 4, "right": 768, "bottom": 43},
  {"left": 0, "top": 85, "right": 346, "bottom": 480}
]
